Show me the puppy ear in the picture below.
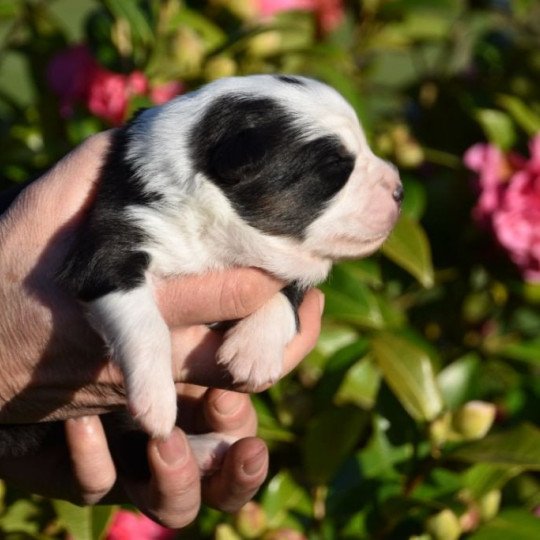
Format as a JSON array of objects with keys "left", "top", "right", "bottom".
[{"left": 209, "top": 128, "right": 267, "bottom": 183}]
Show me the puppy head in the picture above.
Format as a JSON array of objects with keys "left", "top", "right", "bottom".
[
  {"left": 187, "top": 75, "right": 401, "bottom": 261},
  {"left": 132, "top": 75, "right": 401, "bottom": 266}
]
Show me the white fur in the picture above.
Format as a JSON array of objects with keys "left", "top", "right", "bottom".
[
  {"left": 87, "top": 283, "right": 177, "bottom": 438},
  {"left": 217, "top": 292, "right": 298, "bottom": 389}
]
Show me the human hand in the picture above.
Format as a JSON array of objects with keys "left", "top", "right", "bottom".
[
  {"left": 0, "top": 132, "right": 323, "bottom": 524},
  {"left": 0, "top": 388, "right": 271, "bottom": 526}
]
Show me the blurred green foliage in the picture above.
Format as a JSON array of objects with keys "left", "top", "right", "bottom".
[{"left": 1, "top": 0, "right": 539, "bottom": 539}]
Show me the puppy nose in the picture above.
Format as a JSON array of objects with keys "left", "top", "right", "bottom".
[{"left": 392, "top": 184, "right": 404, "bottom": 205}]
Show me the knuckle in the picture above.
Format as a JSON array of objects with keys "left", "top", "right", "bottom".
[{"left": 221, "top": 276, "right": 258, "bottom": 318}]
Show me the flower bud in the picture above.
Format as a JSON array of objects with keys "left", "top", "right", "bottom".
[
  {"left": 425, "top": 509, "right": 461, "bottom": 540},
  {"left": 478, "top": 489, "right": 501, "bottom": 522},
  {"left": 215, "top": 523, "right": 242, "bottom": 540},
  {"left": 247, "top": 31, "right": 282, "bottom": 57},
  {"left": 396, "top": 141, "right": 424, "bottom": 168},
  {"left": 204, "top": 56, "right": 237, "bottom": 81},
  {"left": 452, "top": 401, "right": 496, "bottom": 440},
  {"left": 429, "top": 412, "right": 451, "bottom": 448},
  {"left": 234, "top": 502, "right": 267, "bottom": 538}
]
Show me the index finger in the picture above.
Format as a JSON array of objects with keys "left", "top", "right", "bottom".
[{"left": 154, "top": 267, "right": 284, "bottom": 326}]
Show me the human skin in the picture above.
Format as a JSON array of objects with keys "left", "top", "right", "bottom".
[{"left": 0, "top": 132, "right": 323, "bottom": 526}]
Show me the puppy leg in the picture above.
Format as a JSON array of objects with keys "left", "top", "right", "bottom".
[
  {"left": 87, "top": 282, "right": 177, "bottom": 439},
  {"left": 217, "top": 284, "right": 306, "bottom": 390}
]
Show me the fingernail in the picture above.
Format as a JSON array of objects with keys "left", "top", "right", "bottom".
[
  {"left": 242, "top": 448, "right": 267, "bottom": 476},
  {"left": 213, "top": 391, "right": 242, "bottom": 416},
  {"left": 156, "top": 429, "right": 187, "bottom": 467},
  {"left": 68, "top": 416, "right": 95, "bottom": 435}
]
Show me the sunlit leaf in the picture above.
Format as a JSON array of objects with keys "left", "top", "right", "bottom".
[
  {"left": 335, "top": 355, "right": 381, "bottom": 409},
  {"left": 462, "top": 464, "right": 523, "bottom": 500},
  {"left": 450, "top": 423, "right": 540, "bottom": 470},
  {"left": 497, "top": 94, "right": 540, "bottom": 135},
  {"left": 382, "top": 214, "right": 434, "bottom": 288},
  {"left": 53, "top": 501, "right": 116, "bottom": 540},
  {"left": 467, "top": 509, "right": 540, "bottom": 540},
  {"left": 475, "top": 109, "right": 517, "bottom": 150},
  {"left": 371, "top": 332, "right": 443, "bottom": 421},
  {"left": 303, "top": 405, "right": 369, "bottom": 485},
  {"left": 261, "top": 471, "right": 312, "bottom": 527},
  {"left": 437, "top": 353, "right": 481, "bottom": 409}
]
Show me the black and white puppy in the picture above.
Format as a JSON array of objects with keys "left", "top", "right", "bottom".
[{"left": 58, "top": 74, "right": 402, "bottom": 441}]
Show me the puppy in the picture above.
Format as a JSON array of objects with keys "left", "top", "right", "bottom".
[{"left": 0, "top": 75, "right": 402, "bottom": 466}]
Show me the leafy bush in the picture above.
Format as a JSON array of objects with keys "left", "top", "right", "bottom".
[{"left": 1, "top": 1, "right": 539, "bottom": 538}]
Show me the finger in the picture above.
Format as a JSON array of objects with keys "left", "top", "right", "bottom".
[
  {"left": 136, "top": 428, "right": 202, "bottom": 528},
  {"left": 282, "top": 288, "right": 324, "bottom": 376},
  {"left": 172, "top": 289, "right": 324, "bottom": 390},
  {"left": 202, "top": 437, "right": 268, "bottom": 513},
  {"left": 154, "top": 267, "right": 283, "bottom": 326},
  {"left": 200, "top": 389, "right": 257, "bottom": 437},
  {"left": 65, "top": 416, "right": 117, "bottom": 505}
]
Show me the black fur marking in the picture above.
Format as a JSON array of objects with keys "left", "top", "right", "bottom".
[
  {"left": 190, "top": 95, "right": 355, "bottom": 239},
  {"left": 281, "top": 282, "right": 307, "bottom": 330},
  {"left": 57, "top": 128, "right": 157, "bottom": 301},
  {"left": 276, "top": 75, "right": 305, "bottom": 86}
]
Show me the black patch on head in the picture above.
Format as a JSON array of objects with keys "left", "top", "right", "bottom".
[
  {"left": 276, "top": 75, "right": 305, "bottom": 86},
  {"left": 58, "top": 127, "right": 157, "bottom": 301},
  {"left": 190, "top": 95, "right": 355, "bottom": 238}
]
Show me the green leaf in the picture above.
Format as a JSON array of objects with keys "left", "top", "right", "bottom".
[
  {"left": 401, "top": 175, "right": 427, "bottom": 220},
  {"left": 322, "top": 263, "right": 402, "bottom": 329},
  {"left": 371, "top": 332, "right": 443, "bottom": 421},
  {"left": 382, "top": 213, "right": 434, "bottom": 288},
  {"left": 53, "top": 501, "right": 117, "bottom": 540},
  {"left": 497, "top": 95, "right": 540, "bottom": 136},
  {"left": 476, "top": 109, "right": 517, "bottom": 150},
  {"left": 103, "top": 0, "right": 153, "bottom": 45},
  {"left": 498, "top": 339, "right": 540, "bottom": 366},
  {"left": 261, "top": 470, "right": 312, "bottom": 526},
  {"left": 467, "top": 509, "right": 540, "bottom": 540},
  {"left": 450, "top": 423, "right": 540, "bottom": 470},
  {"left": 170, "top": 8, "right": 226, "bottom": 51},
  {"left": 314, "top": 338, "right": 369, "bottom": 408},
  {"left": 302, "top": 405, "right": 369, "bottom": 485},
  {"left": 0, "top": 498, "right": 41, "bottom": 534},
  {"left": 358, "top": 415, "right": 412, "bottom": 479},
  {"left": 437, "top": 352, "right": 481, "bottom": 409},
  {"left": 462, "top": 463, "right": 523, "bottom": 500},
  {"left": 335, "top": 355, "right": 381, "bottom": 409}
]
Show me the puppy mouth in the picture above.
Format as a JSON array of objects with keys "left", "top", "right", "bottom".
[{"left": 312, "top": 231, "right": 392, "bottom": 261}]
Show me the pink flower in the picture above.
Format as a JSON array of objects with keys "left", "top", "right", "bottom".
[
  {"left": 47, "top": 45, "right": 99, "bottom": 117},
  {"left": 48, "top": 45, "right": 184, "bottom": 124},
  {"left": 106, "top": 510, "right": 176, "bottom": 540},
  {"left": 87, "top": 69, "right": 149, "bottom": 125},
  {"left": 465, "top": 135, "right": 540, "bottom": 281},
  {"left": 150, "top": 81, "right": 185, "bottom": 104},
  {"left": 256, "top": 0, "right": 344, "bottom": 33}
]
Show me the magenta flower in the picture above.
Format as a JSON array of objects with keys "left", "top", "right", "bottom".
[
  {"left": 465, "top": 135, "right": 540, "bottom": 281},
  {"left": 87, "top": 69, "right": 148, "bottom": 125},
  {"left": 48, "top": 45, "right": 184, "bottom": 124},
  {"left": 106, "top": 510, "right": 176, "bottom": 540},
  {"left": 256, "top": 0, "right": 344, "bottom": 33}
]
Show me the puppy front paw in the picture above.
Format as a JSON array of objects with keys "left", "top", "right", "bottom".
[
  {"left": 217, "top": 293, "right": 297, "bottom": 391},
  {"left": 128, "top": 379, "right": 178, "bottom": 439}
]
